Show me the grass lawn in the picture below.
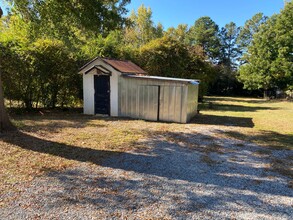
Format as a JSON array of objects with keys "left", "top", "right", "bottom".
[
  {"left": 198, "top": 96, "right": 293, "bottom": 148},
  {"left": 0, "top": 96, "right": 292, "bottom": 205}
]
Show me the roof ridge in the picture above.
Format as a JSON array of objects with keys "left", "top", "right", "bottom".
[{"left": 102, "top": 57, "right": 131, "bottom": 63}]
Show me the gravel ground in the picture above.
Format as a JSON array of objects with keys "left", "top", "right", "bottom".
[{"left": 1, "top": 125, "right": 293, "bottom": 219}]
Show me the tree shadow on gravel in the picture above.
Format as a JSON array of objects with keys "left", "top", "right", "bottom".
[
  {"left": 1, "top": 128, "right": 293, "bottom": 218},
  {"left": 39, "top": 167, "right": 292, "bottom": 218}
]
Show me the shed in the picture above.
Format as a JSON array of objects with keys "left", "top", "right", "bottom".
[{"left": 79, "top": 57, "right": 199, "bottom": 123}]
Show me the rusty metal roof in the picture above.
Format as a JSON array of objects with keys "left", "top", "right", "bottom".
[
  {"left": 102, "top": 58, "right": 147, "bottom": 74},
  {"left": 79, "top": 57, "right": 147, "bottom": 74}
]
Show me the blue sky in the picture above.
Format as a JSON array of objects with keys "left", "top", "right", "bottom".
[
  {"left": 1, "top": 0, "right": 286, "bottom": 28},
  {"left": 127, "top": 0, "right": 285, "bottom": 29}
]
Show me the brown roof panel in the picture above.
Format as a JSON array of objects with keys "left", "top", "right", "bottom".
[{"left": 102, "top": 58, "right": 146, "bottom": 74}]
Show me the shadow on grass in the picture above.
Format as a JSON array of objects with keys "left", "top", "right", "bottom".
[
  {"left": 206, "top": 96, "right": 292, "bottom": 104},
  {"left": 224, "top": 130, "right": 293, "bottom": 149},
  {"left": 206, "top": 97, "right": 269, "bottom": 104},
  {"left": 199, "top": 103, "right": 278, "bottom": 112},
  {"left": 11, "top": 113, "right": 140, "bottom": 133},
  {"left": 8, "top": 107, "right": 83, "bottom": 115},
  {"left": 0, "top": 130, "right": 122, "bottom": 164},
  {"left": 11, "top": 113, "right": 120, "bottom": 134},
  {"left": 191, "top": 114, "right": 254, "bottom": 128}
]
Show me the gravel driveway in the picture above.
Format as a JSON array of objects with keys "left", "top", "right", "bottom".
[{"left": 1, "top": 125, "right": 292, "bottom": 219}]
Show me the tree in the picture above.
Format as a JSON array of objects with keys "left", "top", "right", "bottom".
[
  {"left": 165, "top": 24, "right": 189, "bottom": 44},
  {"left": 237, "top": 13, "right": 268, "bottom": 57},
  {"left": 186, "top": 45, "right": 217, "bottom": 98},
  {"left": 139, "top": 36, "right": 189, "bottom": 78},
  {"left": 238, "top": 1, "right": 293, "bottom": 97},
  {"left": 138, "top": 36, "right": 217, "bottom": 98},
  {"left": 211, "top": 22, "right": 243, "bottom": 96},
  {"left": 0, "top": 14, "right": 37, "bottom": 109},
  {"left": 29, "top": 39, "right": 80, "bottom": 108},
  {"left": 4, "top": 0, "right": 130, "bottom": 54},
  {"left": 6, "top": 0, "right": 130, "bottom": 33},
  {"left": 0, "top": 16, "right": 81, "bottom": 109},
  {"left": 124, "top": 4, "right": 163, "bottom": 47},
  {"left": 0, "top": 0, "right": 131, "bottom": 111},
  {"left": 0, "top": 6, "right": 15, "bottom": 131},
  {"left": 219, "top": 22, "right": 240, "bottom": 68},
  {"left": 188, "top": 16, "right": 221, "bottom": 62},
  {"left": 81, "top": 30, "right": 123, "bottom": 59}
]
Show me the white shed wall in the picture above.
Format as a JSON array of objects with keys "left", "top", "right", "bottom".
[{"left": 83, "top": 73, "right": 95, "bottom": 115}]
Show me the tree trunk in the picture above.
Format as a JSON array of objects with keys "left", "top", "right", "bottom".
[
  {"left": 0, "top": 7, "right": 15, "bottom": 132},
  {"left": 0, "top": 72, "right": 15, "bottom": 132},
  {"left": 263, "top": 89, "right": 269, "bottom": 100}
]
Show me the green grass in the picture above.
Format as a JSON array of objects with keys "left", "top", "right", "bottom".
[{"left": 198, "top": 96, "right": 293, "bottom": 148}]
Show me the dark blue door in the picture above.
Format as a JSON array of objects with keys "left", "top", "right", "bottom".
[{"left": 94, "top": 75, "right": 110, "bottom": 115}]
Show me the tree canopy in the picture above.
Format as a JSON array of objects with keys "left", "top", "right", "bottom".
[
  {"left": 124, "top": 4, "right": 163, "bottom": 47},
  {"left": 6, "top": 0, "right": 130, "bottom": 32},
  {"left": 238, "top": 1, "right": 293, "bottom": 95},
  {"left": 188, "top": 16, "right": 221, "bottom": 62},
  {"left": 237, "top": 13, "right": 268, "bottom": 55}
]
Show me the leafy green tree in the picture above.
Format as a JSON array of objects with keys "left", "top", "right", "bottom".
[
  {"left": 0, "top": 0, "right": 131, "bottom": 112},
  {"left": 0, "top": 15, "right": 81, "bottom": 109},
  {"left": 6, "top": 0, "right": 130, "bottom": 33},
  {"left": 81, "top": 30, "right": 123, "bottom": 58},
  {"left": 138, "top": 36, "right": 217, "bottom": 98},
  {"left": 188, "top": 16, "right": 221, "bottom": 62},
  {"left": 186, "top": 45, "right": 217, "bottom": 98},
  {"left": 124, "top": 4, "right": 164, "bottom": 47},
  {"left": 30, "top": 39, "right": 81, "bottom": 108},
  {"left": 155, "top": 22, "right": 164, "bottom": 39},
  {"left": 139, "top": 36, "right": 189, "bottom": 77},
  {"left": 165, "top": 24, "right": 189, "bottom": 44},
  {"left": 239, "top": 1, "right": 293, "bottom": 97},
  {"left": 0, "top": 14, "right": 38, "bottom": 109},
  {"left": 4, "top": 0, "right": 131, "bottom": 55}
]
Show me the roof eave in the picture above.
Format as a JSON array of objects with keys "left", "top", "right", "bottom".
[
  {"left": 122, "top": 75, "right": 200, "bottom": 84},
  {"left": 79, "top": 57, "right": 101, "bottom": 72}
]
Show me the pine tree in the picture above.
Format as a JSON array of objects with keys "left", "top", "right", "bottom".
[{"left": 188, "top": 16, "right": 221, "bottom": 63}]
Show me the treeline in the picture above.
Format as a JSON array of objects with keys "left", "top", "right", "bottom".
[{"left": 0, "top": 1, "right": 292, "bottom": 109}]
